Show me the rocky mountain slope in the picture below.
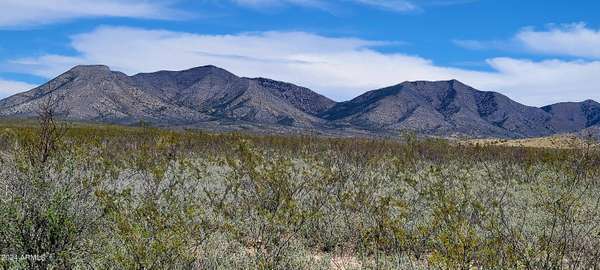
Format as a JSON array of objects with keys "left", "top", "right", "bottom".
[
  {"left": 1, "top": 65, "right": 599, "bottom": 138},
  {"left": 0, "top": 65, "right": 207, "bottom": 124},
  {"left": 132, "top": 65, "right": 334, "bottom": 127},
  {"left": 541, "top": 100, "right": 600, "bottom": 133},
  {"left": 0, "top": 65, "right": 334, "bottom": 128},
  {"left": 321, "top": 80, "right": 556, "bottom": 138}
]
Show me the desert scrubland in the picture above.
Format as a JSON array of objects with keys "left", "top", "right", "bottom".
[{"left": 1, "top": 119, "right": 600, "bottom": 269}]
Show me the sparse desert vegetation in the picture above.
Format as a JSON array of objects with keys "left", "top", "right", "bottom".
[
  {"left": 3, "top": 2, "right": 600, "bottom": 269},
  {"left": 463, "top": 134, "right": 599, "bottom": 149},
  {"left": 1, "top": 116, "right": 600, "bottom": 269}
]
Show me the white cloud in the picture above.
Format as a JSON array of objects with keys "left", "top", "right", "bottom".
[
  {"left": 476, "top": 58, "right": 600, "bottom": 105},
  {"left": 516, "top": 23, "right": 600, "bottom": 59},
  {"left": 8, "top": 26, "right": 600, "bottom": 106},
  {"left": 0, "top": 79, "right": 37, "bottom": 98},
  {"left": 456, "top": 23, "right": 600, "bottom": 59},
  {"left": 0, "top": 0, "right": 183, "bottom": 27}
]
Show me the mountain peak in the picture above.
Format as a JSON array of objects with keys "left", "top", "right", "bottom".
[
  {"left": 137, "top": 65, "right": 238, "bottom": 81},
  {"left": 181, "top": 65, "right": 234, "bottom": 75},
  {"left": 69, "top": 65, "right": 111, "bottom": 73},
  {"left": 399, "top": 79, "right": 468, "bottom": 88}
]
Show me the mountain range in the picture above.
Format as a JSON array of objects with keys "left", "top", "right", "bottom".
[{"left": 1, "top": 64, "right": 599, "bottom": 139}]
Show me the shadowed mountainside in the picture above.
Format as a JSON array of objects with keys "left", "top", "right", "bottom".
[{"left": 321, "top": 80, "right": 557, "bottom": 138}]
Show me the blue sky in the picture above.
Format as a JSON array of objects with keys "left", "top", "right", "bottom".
[{"left": 1, "top": 0, "right": 600, "bottom": 106}]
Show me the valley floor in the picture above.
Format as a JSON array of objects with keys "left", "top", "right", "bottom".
[
  {"left": 1, "top": 121, "right": 599, "bottom": 269},
  {"left": 461, "top": 134, "right": 599, "bottom": 149}
]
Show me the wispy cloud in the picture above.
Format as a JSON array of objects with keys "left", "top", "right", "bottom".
[
  {"left": 455, "top": 22, "right": 600, "bottom": 59},
  {"left": 231, "top": 0, "right": 329, "bottom": 9},
  {"left": 7, "top": 26, "right": 600, "bottom": 106},
  {"left": 0, "top": 0, "right": 185, "bottom": 28},
  {"left": 349, "top": 0, "right": 417, "bottom": 12},
  {"left": 453, "top": 39, "right": 496, "bottom": 50},
  {"left": 426, "top": 0, "right": 479, "bottom": 7},
  {"left": 452, "top": 39, "right": 518, "bottom": 51},
  {"left": 0, "top": 78, "right": 37, "bottom": 97},
  {"left": 231, "top": 0, "right": 474, "bottom": 12}
]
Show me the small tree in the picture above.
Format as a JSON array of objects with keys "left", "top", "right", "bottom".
[
  {"left": 30, "top": 93, "right": 69, "bottom": 165},
  {"left": 0, "top": 92, "right": 100, "bottom": 269}
]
